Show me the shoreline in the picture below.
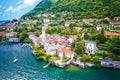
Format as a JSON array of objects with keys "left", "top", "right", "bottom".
[
  {"left": 31, "top": 48, "right": 120, "bottom": 69},
  {"left": 1, "top": 42, "right": 120, "bottom": 69}
]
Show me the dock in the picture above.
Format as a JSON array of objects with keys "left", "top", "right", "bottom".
[{"left": 43, "top": 62, "right": 51, "bottom": 68}]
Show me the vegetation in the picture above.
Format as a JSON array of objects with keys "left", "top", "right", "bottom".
[
  {"left": 35, "top": 31, "right": 41, "bottom": 37},
  {"left": 18, "top": 29, "right": 29, "bottom": 42},
  {"left": 46, "top": 27, "right": 78, "bottom": 36},
  {"left": 48, "top": 56, "right": 58, "bottom": 64},
  {"left": 49, "top": 22, "right": 59, "bottom": 26},
  {"left": 72, "top": 36, "right": 85, "bottom": 55},
  {"left": 80, "top": 54, "right": 90, "bottom": 62},
  {"left": 107, "top": 37, "right": 120, "bottom": 55},
  {"left": 22, "top": 0, "right": 120, "bottom": 19},
  {"left": 73, "top": 54, "right": 77, "bottom": 60},
  {"left": 91, "top": 56, "right": 101, "bottom": 68},
  {"left": 61, "top": 58, "right": 71, "bottom": 63}
]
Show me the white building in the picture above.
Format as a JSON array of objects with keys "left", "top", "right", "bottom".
[
  {"left": 6, "top": 32, "right": 17, "bottom": 38},
  {"left": 9, "top": 38, "right": 19, "bottom": 42},
  {"left": 57, "top": 47, "right": 74, "bottom": 60},
  {"left": 29, "top": 34, "right": 42, "bottom": 46},
  {"left": 84, "top": 40, "right": 98, "bottom": 56},
  {"left": 34, "top": 38, "right": 42, "bottom": 46},
  {"left": 43, "top": 18, "right": 50, "bottom": 23}
]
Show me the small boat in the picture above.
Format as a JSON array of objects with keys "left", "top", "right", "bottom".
[{"left": 13, "top": 57, "right": 18, "bottom": 63}]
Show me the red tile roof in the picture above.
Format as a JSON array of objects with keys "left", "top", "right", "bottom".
[
  {"left": 35, "top": 38, "right": 41, "bottom": 43},
  {"left": 0, "top": 32, "right": 7, "bottom": 37},
  {"left": 110, "top": 22, "right": 120, "bottom": 25},
  {"left": 46, "top": 35, "right": 67, "bottom": 45},
  {"left": 104, "top": 17, "right": 111, "bottom": 21},
  {"left": 105, "top": 32, "right": 120, "bottom": 37},
  {"left": 70, "top": 36, "right": 77, "bottom": 40},
  {"left": 57, "top": 47, "right": 74, "bottom": 54}
]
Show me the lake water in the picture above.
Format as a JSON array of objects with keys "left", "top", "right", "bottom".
[{"left": 0, "top": 43, "right": 120, "bottom": 80}]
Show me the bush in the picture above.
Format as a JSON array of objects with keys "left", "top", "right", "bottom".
[
  {"left": 91, "top": 56, "right": 101, "bottom": 68},
  {"left": 80, "top": 54, "right": 90, "bottom": 62},
  {"left": 24, "top": 38, "right": 31, "bottom": 43},
  {"left": 61, "top": 58, "right": 71, "bottom": 63},
  {"left": 73, "top": 54, "right": 77, "bottom": 60}
]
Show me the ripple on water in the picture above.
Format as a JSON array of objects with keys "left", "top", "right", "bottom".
[{"left": 0, "top": 43, "right": 120, "bottom": 80}]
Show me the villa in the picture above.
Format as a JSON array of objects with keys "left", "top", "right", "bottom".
[{"left": 84, "top": 40, "right": 98, "bottom": 56}]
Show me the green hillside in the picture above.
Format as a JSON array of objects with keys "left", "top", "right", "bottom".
[{"left": 22, "top": 0, "right": 120, "bottom": 19}]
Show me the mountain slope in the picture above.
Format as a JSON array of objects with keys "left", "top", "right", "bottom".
[{"left": 22, "top": 0, "right": 120, "bottom": 19}]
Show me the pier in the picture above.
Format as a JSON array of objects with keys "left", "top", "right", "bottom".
[{"left": 43, "top": 62, "right": 51, "bottom": 68}]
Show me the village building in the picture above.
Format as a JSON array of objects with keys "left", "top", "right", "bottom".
[
  {"left": 34, "top": 38, "right": 42, "bottom": 46},
  {"left": 109, "top": 22, "right": 120, "bottom": 28},
  {"left": 9, "top": 38, "right": 20, "bottom": 42},
  {"left": 96, "top": 26, "right": 102, "bottom": 31},
  {"left": 5, "top": 23, "right": 17, "bottom": 31},
  {"left": 43, "top": 34, "right": 68, "bottom": 55},
  {"left": 67, "top": 36, "right": 77, "bottom": 46},
  {"left": 84, "top": 40, "right": 98, "bottom": 56},
  {"left": 82, "top": 18, "right": 100, "bottom": 25},
  {"left": 6, "top": 32, "right": 17, "bottom": 38},
  {"left": 114, "top": 17, "right": 120, "bottom": 21},
  {"left": 0, "top": 32, "right": 7, "bottom": 37},
  {"left": 105, "top": 32, "right": 120, "bottom": 37},
  {"left": 57, "top": 47, "right": 75, "bottom": 60},
  {"left": 64, "top": 20, "right": 76, "bottom": 27}
]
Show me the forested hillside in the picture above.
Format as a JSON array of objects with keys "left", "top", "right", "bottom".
[{"left": 22, "top": 0, "right": 120, "bottom": 19}]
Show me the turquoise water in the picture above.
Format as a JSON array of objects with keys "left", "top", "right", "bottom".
[{"left": 0, "top": 43, "right": 120, "bottom": 80}]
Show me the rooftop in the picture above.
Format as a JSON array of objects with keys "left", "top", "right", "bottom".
[
  {"left": 57, "top": 47, "right": 74, "bottom": 54},
  {"left": 105, "top": 32, "right": 120, "bottom": 37}
]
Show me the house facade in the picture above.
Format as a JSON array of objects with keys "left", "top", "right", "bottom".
[
  {"left": 57, "top": 47, "right": 75, "bottom": 60},
  {"left": 6, "top": 32, "right": 17, "bottom": 38},
  {"left": 110, "top": 22, "right": 120, "bottom": 28},
  {"left": 84, "top": 40, "right": 98, "bottom": 56}
]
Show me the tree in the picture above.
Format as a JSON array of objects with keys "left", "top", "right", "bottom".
[
  {"left": 62, "top": 53, "right": 66, "bottom": 59},
  {"left": 91, "top": 56, "right": 101, "bottom": 68},
  {"left": 24, "top": 38, "right": 31, "bottom": 43},
  {"left": 107, "top": 37, "right": 120, "bottom": 54},
  {"left": 35, "top": 31, "right": 40, "bottom": 37},
  {"left": 19, "top": 30, "right": 28, "bottom": 41},
  {"left": 73, "top": 54, "right": 77, "bottom": 60},
  {"left": 71, "top": 41, "right": 75, "bottom": 50},
  {"left": 75, "top": 40, "right": 85, "bottom": 55},
  {"left": 90, "top": 29, "right": 106, "bottom": 44},
  {"left": 80, "top": 54, "right": 90, "bottom": 62},
  {"left": 84, "top": 32, "right": 89, "bottom": 40},
  {"left": 80, "top": 54, "right": 90, "bottom": 68}
]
